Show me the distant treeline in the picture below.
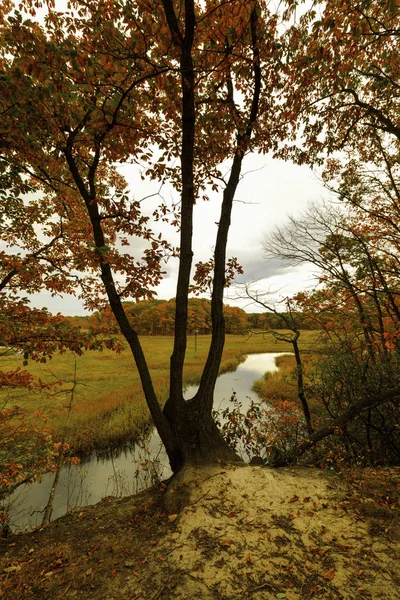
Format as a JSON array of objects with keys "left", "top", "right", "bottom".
[{"left": 65, "top": 298, "right": 316, "bottom": 335}]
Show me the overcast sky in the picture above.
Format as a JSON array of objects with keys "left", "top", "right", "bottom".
[
  {"left": 26, "top": 152, "right": 329, "bottom": 316},
  {"left": 3, "top": 0, "right": 330, "bottom": 316}
]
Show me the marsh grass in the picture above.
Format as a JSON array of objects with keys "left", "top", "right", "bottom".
[
  {"left": 252, "top": 354, "right": 299, "bottom": 402},
  {"left": 252, "top": 351, "right": 320, "bottom": 404},
  {"left": 0, "top": 331, "right": 319, "bottom": 454}
]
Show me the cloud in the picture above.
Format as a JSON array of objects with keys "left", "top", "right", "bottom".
[
  {"left": 9, "top": 154, "right": 328, "bottom": 315},
  {"left": 235, "top": 255, "right": 291, "bottom": 282}
]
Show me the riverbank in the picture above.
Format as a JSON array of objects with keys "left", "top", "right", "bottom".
[
  {"left": 1, "top": 464, "right": 399, "bottom": 599},
  {"left": 1, "top": 332, "right": 319, "bottom": 456},
  {"left": 5, "top": 352, "right": 291, "bottom": 533}
]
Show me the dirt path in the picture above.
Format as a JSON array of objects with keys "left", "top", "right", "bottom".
[{"left": 1, "top": 465, "right": 399, "bottom": 599}]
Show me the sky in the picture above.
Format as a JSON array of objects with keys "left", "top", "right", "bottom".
[
  {"left": 27, "top": 152, "right": 330, "bottom": 316},
  {"left": 2, "top": 0, "right": 330, "bottom": 317}
]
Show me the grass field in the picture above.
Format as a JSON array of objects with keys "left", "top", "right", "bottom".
[{"left": 1, "top": 331, "right": 319, "bottom": 455}]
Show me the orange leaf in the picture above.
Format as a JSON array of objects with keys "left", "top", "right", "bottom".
[{"left": 323, "top": 568, "right": 336, "bottom": 580}]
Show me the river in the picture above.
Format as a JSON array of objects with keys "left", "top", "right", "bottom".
[{"left": 6, "top": 352, "right": 286, "bottom": 532}]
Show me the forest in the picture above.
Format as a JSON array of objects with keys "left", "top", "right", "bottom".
[
  {"left": 66, "top": 298, "right": 315, "bottom": 335},
  {"left": 0, "top": 0, "right": 399, "bottom": 553}
]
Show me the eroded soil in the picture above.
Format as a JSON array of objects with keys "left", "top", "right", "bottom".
[{"left": 1, "top": 465, "right": 399, "bottom": 599}]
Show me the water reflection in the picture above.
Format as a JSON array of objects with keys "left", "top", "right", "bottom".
[
  {"left": 6, "top": 352, "right": 287, "bottom": 532},
  {"left": 185, "top": 352, "right": 281, "bottom": 412}
]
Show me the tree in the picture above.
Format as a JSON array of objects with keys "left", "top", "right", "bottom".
[
  {"left": 242, "top": 286, "right": 313, "bottom": 436},
  {"left": 262, "top": 196, "right": 400, "bottom": 465},
  {"left": 0, "top": 0, "right": 283, "bottom": 473},
  {"left": 217, "top": 0, "right": 400, "bottom": 465},
  {"left": 280, "top": 0, "right": 400, "bottom": 165}
]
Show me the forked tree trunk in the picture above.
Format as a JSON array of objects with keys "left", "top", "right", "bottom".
[
  {"left": 159, "top": 0, "right": 262, "bottom": 470},
  {"left": 163, "top": 393, "right": 239, "bottom": 465},
  {"left": 66, "top": 0, "right": 262, "bottom": 475}
]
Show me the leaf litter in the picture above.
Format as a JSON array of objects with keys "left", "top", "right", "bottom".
[{"left": 0, "top": 464, "right": 399, "bottom": 599}]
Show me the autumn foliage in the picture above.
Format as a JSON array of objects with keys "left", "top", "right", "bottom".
[
  {"left": 0, "top": 405, "right": 56, "bottom": 501},
  {"left": 0, "top": 0, "right": 399, "bottom": 482}
]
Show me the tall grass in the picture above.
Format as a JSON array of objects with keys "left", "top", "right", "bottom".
[
  {"left": 252, "top": 351, "right": 321, "bottom": 413},
  {"left": 0, "top": 331, "right": 319, "bottom": 455},
  {"left": 252, "top": 354, "right": 300, "bottom": 402}
]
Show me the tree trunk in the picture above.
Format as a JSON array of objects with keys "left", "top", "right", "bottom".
[
  {"left": 292, "top": 335, "right": 313, "bottom": 436},
  {"left": 164, "top": 392, "right": 239, "bottom": 465}
]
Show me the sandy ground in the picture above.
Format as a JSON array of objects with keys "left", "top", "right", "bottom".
[{"left": 1, "top": 464, "right": 399, "bottom": 599}]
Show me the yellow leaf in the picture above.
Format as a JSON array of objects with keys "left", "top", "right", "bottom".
[
  {"left": 3, "top": 565, "right": 21, "bottom": 573},
  {"left": 168, "top": 514, "right": 178, "bottom": 523}
]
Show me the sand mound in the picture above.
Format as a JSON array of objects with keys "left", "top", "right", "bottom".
[{"left": 1, "top": 464, "right": 399, "bottom": 599}]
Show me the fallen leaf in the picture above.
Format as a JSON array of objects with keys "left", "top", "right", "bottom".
[
  {"left": 322, "top": 568, "right": 335, "bottom": 580},
  {"left": 221, "top": 539, "right": 232, "bottom": 547},
  {"left": 3, "top": 566, "right": 21, "bottom": 573},
  {"left": 228, "top": 511, "right": 236, "bottom": 517},
  {"left": 111, "top": 568, "right": 117, "bottom": 579},
  {"left": 310, "top": 585, "right": 319, "bottom": 595},
  {"left": 168, "top": 514, "right": 178, "bottom": 523},
  {"left": 85, "top": 568, "right": 92, "bottom": 576},
  {"left": 303, "top": 497, "right": 310, "bottom": 503},
  {"left": 289, "top": 495, "right": 299, "bottom": 503},
  {"left": 88, "top": 543, "right": 100, "bottom": 555}
]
